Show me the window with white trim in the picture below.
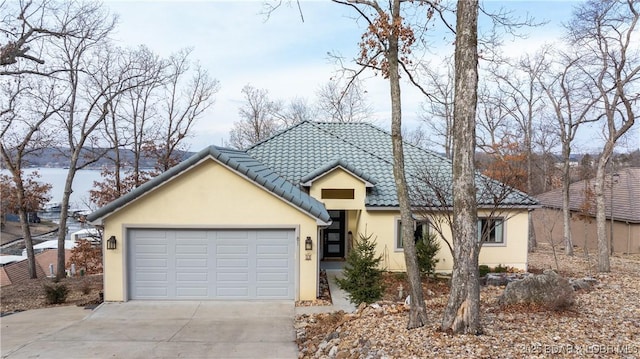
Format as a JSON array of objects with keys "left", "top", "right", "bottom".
[
  {"left": 478, "top": 217, "right": 504, "bottom": 244},
  {"left": 395, "top": 219, "right": 430, "bottom": 251}
]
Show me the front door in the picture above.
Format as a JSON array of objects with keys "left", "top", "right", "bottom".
[{"left": 323, "top": 210, "right": 345, "bottom": 258}]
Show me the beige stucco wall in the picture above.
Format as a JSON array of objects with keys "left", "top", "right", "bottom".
[
  {"left": 356, "top": 210, "right": 530, "bottom": 272},
  {"left": 100, "top": 158, "right": 320, "bottom": 302},
  {"left": 532, "top": 208, "right": 640, "bottom": 254},
  {"left": 308, "top": 168, "right": 368, "bottom": 210},
  {"left": 306, "top": 167, "right": 530, "bottom": 272}
]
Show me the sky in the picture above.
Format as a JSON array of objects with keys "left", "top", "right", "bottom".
[{"left": 103, "top": 0, "right": 638, "bottom": 153}]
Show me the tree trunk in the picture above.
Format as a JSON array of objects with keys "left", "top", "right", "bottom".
[
  {"left": 561, "top": 142, "right": 573, "bottom": 255},
  {"left": 18, "top": 207, "right": 37, "bottom": 279},
  {"left": 595, "top": 143, "right": 614, "bottom": 272},
  {"left": 528, "top": 212, "right": 536, "bottom": 253},
  {"left": 56, "top": 157, "right": 79, "bottom": 279},
  {"left": 441, "top": 0, "right": 481, "bottom": 335},
  {"left": 387, "top": 0, "right": 427, "bottom": 330}
]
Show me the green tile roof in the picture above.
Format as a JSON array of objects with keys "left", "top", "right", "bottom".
[
  {"left": 87, "top": 145, "right": 331, "bottom": 224},
  {"left": 247, "top": 121, "right": 538, "bottom": 208}
]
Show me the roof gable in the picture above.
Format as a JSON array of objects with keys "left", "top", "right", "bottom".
[
  {"left": 300, "top": 159, "right": 375, "bottom": 188},
  {"left": 87, "top": 146, "right": 331, "bottom": 224}
]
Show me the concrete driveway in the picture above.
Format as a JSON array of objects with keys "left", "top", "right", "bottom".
[{"left": 1, "top": 301, "right": 297, "bottom": 359}]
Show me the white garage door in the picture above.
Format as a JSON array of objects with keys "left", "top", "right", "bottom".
[{"left": 128, "top": 229, "right": 295, "bottom": 300}]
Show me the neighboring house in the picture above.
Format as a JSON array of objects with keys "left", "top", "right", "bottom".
[
  {"left": 532, "top": 167, "right": 640, "bottom": 254},
  {"left": 0, "top": 249, "right": 73, "bottom": 286},
  {"left": 88, "top": 121, "right": 537, "bottom": 302}
]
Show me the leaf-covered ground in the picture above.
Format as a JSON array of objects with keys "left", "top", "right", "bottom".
[
  {"left": 1, "top": 275, "right": 103, "bottom": 315},
  {"left": 296, "top": 245, "right": 640, "bottom": 358}
]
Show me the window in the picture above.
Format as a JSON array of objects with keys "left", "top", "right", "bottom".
[
  {"left": 478, "top": 217, "right": 504, "bottom": 244},
  {"left": 395, "top": 219, "right": 430, "bottom": 251},
  {"left": 321, "top": 188, "right": 355, "bottom": 199}
]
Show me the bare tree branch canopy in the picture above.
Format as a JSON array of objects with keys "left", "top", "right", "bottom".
[
  {"left": 229, "top": 84, "right": 283, "bottom": 149},
  {"left": 316, "top": 79, "right": 372, "bottom": 122},
  {"left": 0, "top": 0, "right": 85, "bottom": 74}
]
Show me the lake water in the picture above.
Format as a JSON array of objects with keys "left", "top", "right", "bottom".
[
  {"left": 2, "top": 168, "right": 103, "bottom": 211},
  {"left": 2, "top": 168, "right": 104, "bottom": 241}
]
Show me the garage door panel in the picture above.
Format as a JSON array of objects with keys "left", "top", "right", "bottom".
[
  {"left": 217, "top": 258, "right": 249, "bottom": 268},
  {"left": 257, "top": 272, "right": 289, "bottom": 282},
  {"left": 129, "top": 229, "right": 294, "bottom": 300},
  {"left": 175, "top": 244, "right": 207, "bottom": 254},
  {"left": 136, "top": 258, "right": 168, "bottom": 268},
  {"left": 176, "top": 287, "right": 208, "bottom": 297},
  {"left": 217, "top": 287, "right": 249, "bottom": 297},
  {"left": 257, "top": 244, "right": 288, "bottom": 255},
  {"left": 257, "top": 287, "right": 289, "bottom": 297},
  {"left": 216, "top": 244, "right": 249, "bottom": 255},
  {"left": 135, "top": 244, "right": 168, "bottom": 254},
  {"left": 176, "top": 258, "right": 208, "bottom": 267},
  {"left": 136, "top": 286, "right": 169, "bottom": 298},
  {"left": 136, "top": 272, "right": 168, "bottom": 281}
]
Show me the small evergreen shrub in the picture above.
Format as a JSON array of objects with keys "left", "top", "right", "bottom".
[
  {"left": 416, "top": 233, "right": 440, "bottom": 277},
  {"left": 43, "top": 283, "right": 69, "bottom": 304},
  {"left": 337, "top": 232, "right": 385, "bottom": 305},
  {"left": 494, "top": 264, "right": 508, "bottom": 273}
]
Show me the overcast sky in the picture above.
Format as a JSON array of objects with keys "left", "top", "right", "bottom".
[{"left": 103, "top": 0, "right": 638, "bottom": 153}]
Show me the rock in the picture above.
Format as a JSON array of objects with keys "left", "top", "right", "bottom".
[
  {"left": 328, "top": 346, "right": 338, "bottom": 358},
  {"left": 486, "top": 273, "right": 509, "bottom": 286},
  {"left": 319, "top": 340, "right": 330, "bottom": 352},
  {"left": 570, "top": 277, "right": 598, "bottom": 291},
  {"left": 498, "top": 269, "right": 575, "bottom": 309},
  {"left": 325, "top": 331, "right": 339, "bottom": 341}
]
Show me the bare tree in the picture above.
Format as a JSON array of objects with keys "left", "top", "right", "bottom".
[
  {"left": 440, "top": 0, "right": 481, "bottom": 334},
  {"left": 419, "top": 57, "right": 454, "bottom": 158},
  {"left": 229, "top": 84, "right": 283, "bottom": 149},
  {"left": 123, "top": 46, "right": 168, "bottom": 185},
  {"left": 316, "top": 79, "right": 372, "bottom": 122},
  {"left": 92, "top": 46, "right": 170, "bottom": 205},
  {"left": 0, "top": 0, "right": 80, "bottom": 75},
  {"left": 536, "top": 49, "right": 601, "bottom": 256},
  {"left": 567, "top": 0, "right": 639, "bottom": 272},
  {"left": 50, "top": 2, "right": 162, "bottom": 279},
  {"left": 0, "top": 75, "right": 58, "bottom": 278},
  {"left": 329, "top": 0, "right": 441, "bottom": 329},
  {"left": 151, "top": 48, "right": 218, "bottom": 171},
  {"left": 274, "top": 96, "right": 317, "bottom": 126}
]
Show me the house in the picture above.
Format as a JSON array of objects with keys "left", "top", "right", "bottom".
[
  {"left": 0, "top": 249, "right": 74, "bottom": 286},
  {"left": 532, "top": 167, "right": 640, "bottom": 254},
  {"left": 87, "top": 121, "right": 537, "bottom": 302}
]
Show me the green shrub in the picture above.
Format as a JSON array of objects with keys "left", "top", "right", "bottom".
[
  {"left": 337, "top": 232, "right": 385, "bottom": 305},
  {"left": 416, "top": 233, "right": 440, "bottom": 277},
  {"left": 479, "top": 265, "right": 491, "bottom": 277},
  {"left": 494, "top": 264, "right": 508, "bottom": 273},
  {"left": 43, "top": 283, "right": 69, "bottom": 304}
]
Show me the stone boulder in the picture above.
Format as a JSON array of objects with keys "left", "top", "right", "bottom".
[{"left": 498, "top": 270, "right": 575, "bottom": 310}]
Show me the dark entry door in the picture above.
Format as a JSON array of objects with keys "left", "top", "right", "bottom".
[{"left": 323, "top": 210, "right": 345, "bottom": 258}]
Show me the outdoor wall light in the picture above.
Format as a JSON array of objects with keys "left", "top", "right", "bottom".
[
  {"left": 305, "top": 236, "right": 313, "bottom": 251},
  {"left": 107, "top": 236, "right": 117, "bottom": 250}
]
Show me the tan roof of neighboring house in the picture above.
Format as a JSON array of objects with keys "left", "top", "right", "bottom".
[{"left": 536, "top": 167, "right": 640, "bottom": 223}]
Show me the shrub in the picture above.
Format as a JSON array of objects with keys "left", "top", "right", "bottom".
[
  {"left": 494, "top": 264, "right": 508, "bottom": 273},
  {"left": 43, "top": 283, "right": 69, "bottom": 304},
  {"left": 337, "top": 232, "right": 385, "bottom": 305},
  {"left": 479, "top": 265, "right": 491, "bottom": 277},
  {"left": 416, "top": 233, "right": 440, "bottom": 277},
  {"left": 69, "top": 239, "right": 103, "bottom": 275}
]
